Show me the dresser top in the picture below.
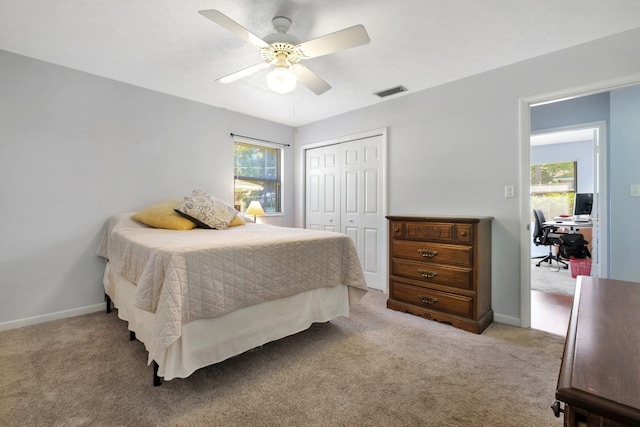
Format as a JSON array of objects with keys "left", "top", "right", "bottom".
[
  {"left": 386, "top": 215, "right": 494, "bottom": 222},
  {"left": 556, "top": 276, "right": 640, "bottom": 423}
]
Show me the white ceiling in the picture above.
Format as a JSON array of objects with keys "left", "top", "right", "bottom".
[{"left": 2, "top": 0, "right": 640, "bottom": 127}]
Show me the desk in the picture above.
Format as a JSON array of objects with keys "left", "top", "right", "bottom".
[
  {"left": 544, "top": 221, "right": 593, "bottom": 256},
  {"left": 544, "top": 220, "right": 593, "bottom": 233},
  {"left": 553, "top": 276, "right": 640, "bottom": 426}
]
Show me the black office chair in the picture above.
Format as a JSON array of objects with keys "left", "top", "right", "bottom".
[{"left": 532, "top": 209, "right": 568, "bottom": 269}]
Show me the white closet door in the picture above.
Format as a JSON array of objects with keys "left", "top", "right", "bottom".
[
  {"left": 342, "top": 135, "right": 386, "bottom": 291},
  {"left": 305, "top": 144, "right": 341, "bottom": 232},
  {"left": 305, "top": 131, "right": 387, "bottom": 292}
]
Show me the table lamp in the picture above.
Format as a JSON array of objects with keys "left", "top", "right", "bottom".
[{"left": 246, "top": 200, "right": 265, "bottom": 222}]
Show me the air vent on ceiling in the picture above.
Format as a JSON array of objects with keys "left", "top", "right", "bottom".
[{"left": 374, "top": 85, "right": 407, "bottom": 98}]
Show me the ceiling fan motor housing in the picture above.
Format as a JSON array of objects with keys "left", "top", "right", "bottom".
[
  {"left": 261, "top": 17, "right": 303, "bottom": 65},
  {"left": 260, "top": 42, "right": 304, "bottom": 64}
]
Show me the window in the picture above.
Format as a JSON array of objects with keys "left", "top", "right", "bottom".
[
  {"left": 530, "top": 161, "right": 576, "bottom": 220},
  {"left": 233, "top": 140, "right": 282, "bottom": 214}
]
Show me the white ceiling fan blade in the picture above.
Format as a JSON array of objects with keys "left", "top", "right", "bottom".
[
  {"left": 297, "top": 25, "right": 370, "bottom": 59},
  {"left": 291, "top": 64, "right": 331, "bottom": 95},
  {"left": 199, "top": 10, "right": 269, "bottom": 49},
  {"left": 217, "top": 62, "right": 272, "bottom": 83}
]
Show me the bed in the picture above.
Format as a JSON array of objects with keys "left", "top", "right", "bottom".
[{"left": 96, "top": 212, "right": 368, "bottom": 385}]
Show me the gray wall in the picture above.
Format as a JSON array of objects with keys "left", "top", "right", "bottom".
[
  {"left": 0, "top": 51, "right": 295, "bottom": 326},
  {"left": 610, "top": 84, "right": 640, "bottom": 282},
  {"left": 531, "top": 92, "right": 610, "bottom": 132},
  {"left": 295, "top": 28, "right": 640, "bottom": 325}
]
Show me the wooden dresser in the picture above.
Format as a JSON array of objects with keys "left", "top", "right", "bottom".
[
  {"left": 386, "top": 216, "right": 493, "bottom": 334},
  {"left": 553, "top": 276, "right": 640, "bottom": 426}
]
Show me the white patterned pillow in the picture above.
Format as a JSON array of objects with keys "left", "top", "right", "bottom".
[{"left": 175, "top": 190, "right": 238, "bottom": 230}]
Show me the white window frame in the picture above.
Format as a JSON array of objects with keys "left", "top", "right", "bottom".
[{"left": 233, "top": 137, "right": 284, "bottom": 215}]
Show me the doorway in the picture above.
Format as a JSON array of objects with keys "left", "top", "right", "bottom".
[
  {"left": 529, "top": 124, "right": 605, "bottom": 335},
  {"left": 517, "top": 78, "right": 640, "bottom": 330}
]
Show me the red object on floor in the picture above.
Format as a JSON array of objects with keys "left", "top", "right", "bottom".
[{"left": 570, "top": 258, "right": 592, "bottom": 279}]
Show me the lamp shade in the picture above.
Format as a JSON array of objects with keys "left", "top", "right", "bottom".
[{"left": 246, "top": 200, "right": 265, "bottom": 221}]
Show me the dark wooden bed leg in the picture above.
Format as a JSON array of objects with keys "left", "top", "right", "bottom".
[
  {"left": 153, "top": 361, "right": 162, "bottom": 387},
  {"left": 105, "top": 293, "right": 112, "bottom": 313},
  {"left": 129, "top": 331, "right": 136, "bottom": 341}
]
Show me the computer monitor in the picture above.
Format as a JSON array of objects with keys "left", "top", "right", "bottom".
[{"left": 574, "top": 193, "right": 593, "bottom": 216}]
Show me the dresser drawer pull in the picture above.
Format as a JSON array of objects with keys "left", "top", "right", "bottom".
[
  {"left": 460, "top": 231, "right": 468, "bottom": 237},
  {"left": 417, "top": 269, "right": 438, "bottom": 278},
  {"left": 417, "top": 249, "right": 439, "bottom": 258},
  {"left": 418, "top": 295, "right": 438, "bottom": 304}
]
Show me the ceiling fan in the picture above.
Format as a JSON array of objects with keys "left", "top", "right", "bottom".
[{"left": 198, "top": 9, "right": 370, "bottom": 95}]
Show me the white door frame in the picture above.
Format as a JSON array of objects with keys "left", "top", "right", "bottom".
[{"left": 519, "top": 74, "right": 640, "bottom": 328}]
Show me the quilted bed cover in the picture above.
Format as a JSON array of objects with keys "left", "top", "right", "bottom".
[{"left": 97, "top": 213, "right": 367, "bottom": 361}]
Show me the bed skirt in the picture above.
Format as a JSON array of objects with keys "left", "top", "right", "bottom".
[{"left": 103, "top": 262, "right": 357, "bottom": 380}]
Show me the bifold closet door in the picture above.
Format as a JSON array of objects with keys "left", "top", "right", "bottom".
[
  {"left": 305, "top": 144, "right": 341, "bottom": 232},
  {"left": 305, "top": 135, "right": 386, "bottom": 291},
  {"left": 341, "top": 136, "right": 385, "bottom": 291}
]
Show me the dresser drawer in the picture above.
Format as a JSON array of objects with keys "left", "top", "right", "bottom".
[
  {"left": 390, "top": 282, "right": 474, "bottom": 318},
  {"left": 391, "top": 258, "right": 473, "bottom": 290},
  {"left": 391, "top": 240, "right": 473, "bottom": 267},
  {"left": 400, "top": 221, "right": 473, "bottom": 243}
]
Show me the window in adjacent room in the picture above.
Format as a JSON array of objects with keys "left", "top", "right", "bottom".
[
  {"left": 530, "top": 161, "right": 576, "bottom": 221},
  {"left": 233, "top": 140, "right": 282, "bottom": 214}
]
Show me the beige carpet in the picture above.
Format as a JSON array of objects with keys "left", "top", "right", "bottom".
[{"left": 0, "top": 291, "right": 565, "bottom": 426}]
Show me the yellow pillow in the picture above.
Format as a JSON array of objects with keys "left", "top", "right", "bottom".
[
  {"left": 228, "top": 214, "right": 246, "bottom": 227},
  {"left": 132, "top": 198, "right": 197, "bottom": 230}
]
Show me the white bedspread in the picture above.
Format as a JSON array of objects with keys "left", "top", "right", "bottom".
[{"left": 97, "top": 213, "right": 367, "bottom": 360}]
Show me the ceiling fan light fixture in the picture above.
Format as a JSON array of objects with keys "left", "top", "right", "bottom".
[
  {"left": 266, "top": 53, "right": 297, "bottom": 93},
  {"left": 267, "top": 66, "right": 297, "bottom": 93}
]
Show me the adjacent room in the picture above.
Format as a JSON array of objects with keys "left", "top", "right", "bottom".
[
  {"left": 529, "top": 95, "right": 604, "bottom": 336},
  {"left": 2, "top": 1, "right": 640, "bottom": 425}
]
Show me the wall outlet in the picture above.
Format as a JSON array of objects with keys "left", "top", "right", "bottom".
[
  {"left": 504, "top": 185, "right": 515, "bottom": 198},
  {"left": 631, "top": 184, "right": 640, "bottom": 197}
]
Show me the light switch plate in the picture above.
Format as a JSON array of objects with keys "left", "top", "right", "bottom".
[
  {"left": 504, "top": 185, "right": 515, "bottom": 198},
  {"left": 631, "top": 184, "right": 640, "bottom": 197}
]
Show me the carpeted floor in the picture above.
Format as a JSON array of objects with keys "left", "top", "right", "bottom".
[
  {"left": 530, "top": 258, "right": 577, "bottom": 295},
  {"left": 0, "top": 291, "right": 565, "bottom": 426}
]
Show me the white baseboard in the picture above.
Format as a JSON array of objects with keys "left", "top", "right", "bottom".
[
  {"left": 493, "top": 312, "right": 521, "bottom": 327},
  {"left": 0, "top": 303, "right": 106, "bottom": 332}
]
